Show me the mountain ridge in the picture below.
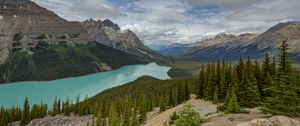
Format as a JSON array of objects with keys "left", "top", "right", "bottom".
[
  {"left": 156, "top": 21, "right": 300, "bottom": 62},
  {"left": 0, "top": 0, "right": 167, "bottom": 83}
]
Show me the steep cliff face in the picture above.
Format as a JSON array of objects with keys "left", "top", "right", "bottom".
[
  {"left": 0, "top": 0, "right": 91, "bottom": 63},
  {"left": 81, "top": 19, "right": 166, "bottom": 60},
  {"left": 0, "top": 0, "right": 163, "bottom": 83},
  {"left": 102, "top": 19, "right": 120, "bottom": 31}
]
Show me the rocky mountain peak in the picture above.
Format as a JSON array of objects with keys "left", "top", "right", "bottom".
[
  {"left": 0, "top": 0, "right": 94, "bottom": 64},
  {"left": 215, "top": 33, "right": 236, "bottom": 39},
  {"left": 252, "top": 21, "right": 300, "bottom": 49},
  {"left": 103, "top": 19, "right": 120, "bottom": 31},
  {"left": 82, "top": 18, "right": 105, "bottom": 29},
  {"left": 266, "top": 22, "right": 300, "bottom": 33}
]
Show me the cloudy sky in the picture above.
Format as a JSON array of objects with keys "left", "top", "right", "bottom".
[{"left": 32, "top": 0, "right": 300, "bottom": 45}]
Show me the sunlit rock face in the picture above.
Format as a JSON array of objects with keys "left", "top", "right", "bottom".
[
  {"left": 0, "top": 0, "right": 165, "bottom": 64},
  {"left": 81, "top": 19, "right": 162, "bottom": 59},
  {"left": 0, "top": 0, "right": 91, "bottom": 64}
]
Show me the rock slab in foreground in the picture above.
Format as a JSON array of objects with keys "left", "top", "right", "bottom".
[
  {"left": 237, "top": 116, "right": 300, "bottom": 126},
  {"left": 25, "top": 115, "right": 94, "bottom": 126}
]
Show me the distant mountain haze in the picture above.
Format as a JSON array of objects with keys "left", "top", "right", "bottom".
[{"left": 156, "top": 22, "right": 300, "bottom": 63}]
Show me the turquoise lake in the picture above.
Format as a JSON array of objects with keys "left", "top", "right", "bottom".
[{"left": 0, "top": 63, "right": 171, "bottom": 108}]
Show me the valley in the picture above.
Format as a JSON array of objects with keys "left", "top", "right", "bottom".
[
  {"left": 0, "top": 0, "right": 300, "bottom": 126},
  {"left": 0, "top": 0, "right": 168, "bottom": 83},
  {"left": 0, "top": 63, "right": 170, "bottom": 108}
]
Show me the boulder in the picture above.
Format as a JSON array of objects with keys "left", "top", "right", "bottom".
[
  {"left": 237, "top": 116, "right": 300, "bottom": 126},
  {"left": 237, "top": 119, "right": 271, "bottom": 126},
  {"left": 269, "top": 116, "right": 300, "bottom": 126}
]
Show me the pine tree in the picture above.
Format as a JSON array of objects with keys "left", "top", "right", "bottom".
[
  {"left": 204, "top": 63, "right": 216, "bottom": 100},
  {"left": 238, "top": 57, "right": 260, "bottom": 107},
  {"left": 224, "top": 68, "right": 240, "bottom": 113},
  {"left": 184, "top": 81, "right": 189, "bottom": 101},
  {"left": 131, "top": 108, "right": 140, "bottom": 126},
  {"left": 237, "top": 58, "right": 245, "bottom": 81},
  {"left": 75, "top": 95, "right": 81, "bottom": 115},
  {"left": 108, "top": 104, "right": 119, "bottom": 126},
  {"left": 123, "top": 96, "right": 132, "bottom": 126},
  {"left": 63, "top": 98, "right": 71, "bottom": 116},
  {"left": 260, "top": 54, "right": 274, "bottom": 98},
  {"left": 138, "top": 94, "right": 147, "bottom": 121},
  {"left": 168, "top": 87, "right": 174, "bottom": 107},
  {"left": 197, "top": 65, "right": 206, "bottom": 98},
  {"left": 52, "top": 97, "right": 59, "bottom": 116},
  {"left": 213, "top": 85, "right": 220, "bottom": 104},
  {"left": 57, "top": 99, "right": 61, "bottom": 114},
  {"left": 20, "top": 97, "right": 30, "bottom": 125},
  {"left": 270, "top": 57, "right": 277, "bottom": 77},
  {"left": 262, "top": 73, "right": 276, "bottom": 98},
  {"left": 41, "top": 102, "right": 47, "bottom": 117},
  {"left": 30, "top": 104, "right": 39, "bottom": 120},
  {"left": 95, "top": 111, "right": 104, "bottom": 126},
  {"left": 254, "top": 60, "right": 264, "bottom": 97},
  {"left": 264, "top": 39, "right": 300, "bottom": 116},
  {"left": 225, "top": 91, "right": 240, "bottom": 113},
  {"left": 219, "top": 60, "right": 227, "bottom": 101},
  {"left": 263, "top": 53, "right": 271, "bottom": 77}
]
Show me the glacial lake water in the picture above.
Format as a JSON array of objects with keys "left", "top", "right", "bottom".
[{"left": 0, "top": 63, "right": 171, "bottom": 108}]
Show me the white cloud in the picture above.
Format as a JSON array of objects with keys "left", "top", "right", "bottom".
[{"left": 32, "top": 0, "right": 300, "bottom": 45}]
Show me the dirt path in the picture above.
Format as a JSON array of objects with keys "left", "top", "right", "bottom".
[{"left": 144, "top": 99, "right": 217, "bottom": 126}]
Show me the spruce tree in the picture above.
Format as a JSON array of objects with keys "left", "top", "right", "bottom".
[
  {"left": 270, "top": 57, "right": 277, "bottom": 77},
  {"left": 52, "top": 97, "right": 59, "bottom": 116},
  {"left": 168, "top": 87, "right": 174, "bottom": 107},
  {"left": 96, "top": 111, "right": 104, "bottom": 126},
  {"left": 254, "top": 60, "right": 264, "bottom": 97},
  {"left": 75, "top": 95, "right": 81, "bottom": 114},
  {"left": 108, "top": 104, "right": 119, "bottom": 126},
  {"left": 204, "top": 63, "right": 216, "bottom": 100},
  {"left": 213, "top": 85, "right": 220, "bottom": 104},
  {"left": 183, "top": 81, "right": 190, "bottom": 101},
  {"left": 263, "top": 53, "right": 271, "bottom": 77},
  {"left": 224, "top": 68, "right": 240, "bottom": 113},
  {"left": 219, "top": 60, "right": 227, "bottom": 101},
  {"left": 238, "top": 57, "right": 260, "bottom": 107},
  {"left": 197, "top": 65, "right": 206, "bottom": 98},
  {"left": 264, "top": 40, "right": 300, "bottom": 116},
  {"left": 123, "top": 96, "right": 132, "bottom": 126},
  {"left": 63, "top": 98, "right": 71, "bottom": 116},
  {"left": 20, "top": 97, "right": 30, "bottom": 125},
  {"left": 225, "top": 91, "right": 240, "bottom": 113}
]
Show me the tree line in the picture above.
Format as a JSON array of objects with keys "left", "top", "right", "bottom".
[
  {"left": 197, "top": 40, "right": 300, "bottom": 116},
  {"left": 0, "top": 77, "right": 197, "bottom": 126},
  {"left": 0, "top": 40, "right": 299, "bottom": 126}
]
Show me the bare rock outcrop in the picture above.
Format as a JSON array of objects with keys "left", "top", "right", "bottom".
[
  {"left": 26, "top": 115, "right": 94, "bottom": 126},
  {"left": 0, "top": 0, "right": 92, "bottom": 64},
  {"left": 237, "top": 116, "right": 300, "bottom": 126},
  {"left": 81, "top": 19, "right": 154, "bottom": 57}
]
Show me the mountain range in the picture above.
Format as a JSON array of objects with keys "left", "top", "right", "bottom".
[
  {"left": 155, "top": 22, "right": 300, "bottom": 62},
  {"left": 1, "top": 0, "right": 299, "bottom": 83},
  {"left": 0, "top": 0, "right": 166, "bottom": 83}
]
